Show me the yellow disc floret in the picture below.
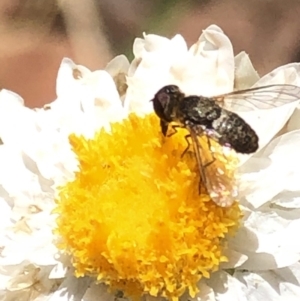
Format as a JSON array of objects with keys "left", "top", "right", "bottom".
[{"left": 55, "top": 113, "right": 241, "bottom": 301}]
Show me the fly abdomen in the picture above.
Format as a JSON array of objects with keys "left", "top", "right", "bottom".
[{"left": 212, "top": 110, "right": 259, "bottom": 154}]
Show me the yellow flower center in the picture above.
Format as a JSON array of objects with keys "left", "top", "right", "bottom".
[{"left": 55, "top": 113, "right": 241, "bottom": 301}]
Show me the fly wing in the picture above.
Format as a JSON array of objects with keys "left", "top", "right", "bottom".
[
  {"left": 212, "top": 84, "right": 300, "bottom": 112},
  {"left": 186, "top": 124, "right": 237, "bottom": 207}
]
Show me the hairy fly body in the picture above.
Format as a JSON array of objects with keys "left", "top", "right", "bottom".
[{"left": 151, "top": 84, "right": 300, "bottom": 207}]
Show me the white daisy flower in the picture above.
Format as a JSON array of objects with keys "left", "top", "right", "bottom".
[{"left": 1, "top": 24, "right": 300, "bottom": 301}]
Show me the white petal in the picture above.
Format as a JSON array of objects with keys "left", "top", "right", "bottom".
[
  {"left": 55, "top": 58, "right": 125, "bottom": 134},
  {"left": 125, "top": 25, "right": 235, "bottom": 114},
  {"left": 221, "top": 249, "right": 248, "bottom": 269},
  {"left": 207, "top": 271, "right": 248, "bottom": 301},
  {"left": 234, "top": 269, "right": 300, "bottom": 301},
  {"left": 183, "top": 24, "right": 234, "bottom": 96},
  {"left": 287, "top": 106, "right": 300, "bottom": 132},
  {"left": 230, "top": 209, "right": 300, "bottom": 269},
  {"left": 105, "top": 55, "right": 130, "bottom": 100},
  {"left": 237, "top": 101, "right": 298, "bottom": 158},
  {"left": 234, "top": 51, "right": 260, "bottom": 90},
  {"left": 189, "top": 282, "right": 216, "bottom": 301},
  {"left": 255, "top": 63, "right": 300, "bottom": 86},
  {"left": 0, "top": 198, "right": 12, "bottom": 229},
  {"left": 0, "top": 147, "right": 40, "bottom": 196},
  {"left": 1, "top": 264, "right": 59, "bottom": 301},
  {"left": 1, "top": 227, "right": 57, "bottom": 266},
  {"left": 48, "top": 275, "right": 91, "bottom": 301},
  {"left": 232, "top": 64, "right": 300, "bottom": 160},
  {"left": 0, "top": 102, "right": 37, "bottom": 147},
  {"left": 49, "top": 260, "right": 69, "bottom": 279},
  {"left": 239, "top": 130, "right": 300, "bottom": 207},
  {"left": 105, "top": 55, "right": 130, "bottom": 77},
  {"left": 239, "top": 251, "right": 300, "bottom": 271},
  {"left": 56, "top": 58, "right": 91, "bottom": 99},
  {"left": 82, "top": 283, "right": 115, "bottom": 301},
  {"left": 125, "top": 34, "right": 188, "bottom": 114},
  {"left": 272, "top": 191, "right": 300, "bottom": 209},
  {"left": 79, "top": 70, "right": 125, "bottom": 126},
  {"left": 0, "top": 89, "right": 24, "bottom": 107}
]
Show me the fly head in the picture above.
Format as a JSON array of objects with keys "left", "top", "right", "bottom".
[{"left": 151, "top": 85, "right": 184, "bottom": 122}]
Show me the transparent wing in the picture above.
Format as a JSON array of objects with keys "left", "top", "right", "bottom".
[
  {"left": 186, "top": 125, "right": 237, "bottom": 207},
  {"left": 212, "top": 84, "right": 300, "bottom": 111}
]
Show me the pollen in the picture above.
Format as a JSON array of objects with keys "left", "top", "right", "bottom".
[{"left": 55, "top": 113, "right": 241, "bottom": 301}]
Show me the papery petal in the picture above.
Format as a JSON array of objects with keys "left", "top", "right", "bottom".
[
  {"left": 54, "top": 58, "right": 125, "bottom": 136},
  {"left": 207, "top": 271, "right": 248, "bottom": 301},
  {"left": 0, "top": 216, "right": 57, "bottom": 266},
  {"left": 237, "top": 103, "right": 298, "bottom": 157},
  {"left": 230, "top": 209, "right": 300, "bottom": 270},
  {"left": 0, "top": 263, "right": 59, "bottom": 301},
  {"left": 0, "top": 197, "right": 12, "bottom": 228},
  {"left": 105, "top": 55, "right": 130, "bottom": 77},
  {"left": 105, "top": 55, "right": 130, "bottom": 100},
  {"left": 181, "top": 24, "right": 234, "bottom": 96},
  {"left": 221, "top": 249, "right": 248, "bottom": 269},
  {"left": 234, "top": 268, "right": 300, "bottom": 301},
  {"left": 49, "top": 260, "right": 69, "bottom": 279},
  {"left": 0, "top": 89, "right": 24, "bottom": 107},
  {"left": 125, "top": 25, "right": 235, "bottom": 115},
  {"left": 255, "top": 63, "right": 300, "bottom": 86},
  {"left": 287, "top": 106, "right": 300, "bottom": 132},
  {"left": 48, "top": 275, "right": 91, "bottom": 301},
  {"left": 0, "top": 147, "right": 40, "bottom": 196},
  {"left": 191, "top": 282, "right": 216, "bottom": 301},
  {"left": 240, "top": 130, "right": 300, "bottom": 207},
  {"left": 82, "top": 283, "right": 115, "bottom": 301},
  {"left": 0, "top": 96, "right": 37, "bottom": 147},
  {"left": 79, "top": 70, "right": 125, "bottom": 124},
  {"left": 272, "top": 191, "right": 300, "bottom": 209},
  {"left": 234, "top": 52, "right": 260, "bottom": 90},
  {"left": 56, "top": 58, "right": 91, "bottom": 100},
  {"left": 125, "top": 34, "right": 188, "bottom": 114}
]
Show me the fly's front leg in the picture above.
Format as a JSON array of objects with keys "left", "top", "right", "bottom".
[
  {"left": 160, "top": 120, "right": 169, "bottom": 136},
  {"left": 160, "top": 120, "right": 182, "bottom": 137},
  {"left": 168, "top": 124, "right": 181, "bottom": 137}
]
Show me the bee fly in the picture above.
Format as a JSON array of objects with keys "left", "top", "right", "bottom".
[{"left": 151, "top": 84, "right": 300, "bottom": 207}]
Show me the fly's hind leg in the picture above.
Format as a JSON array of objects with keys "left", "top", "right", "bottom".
[
  {"left": 203, "top": 135, "right": 217, "bottom": 168},
  {"left": 182, "top": 133, "right": 207, "bottom": 194}
]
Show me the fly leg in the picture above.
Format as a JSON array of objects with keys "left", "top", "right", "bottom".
[
  {"left": 167, "top": 124, "right": 181, "bottom": 137},
  {"left": 201, "top": 134, "right": 218, "bottom": 169},
  {"left": 183, "top": 132, "right": 208, "bottom": 194},
  {"left": 182, "top": 135, "right": 203, "bottom": 193},
  {"left": 160, "top": 120, "right": 169, "bottom": 136},
  {"left": 181, "top": 134, "right": 192, "bottom": 158}
]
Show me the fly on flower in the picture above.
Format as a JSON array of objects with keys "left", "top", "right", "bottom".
[{"left": 151, "top": 84, "right": 300, "bottom": 207}]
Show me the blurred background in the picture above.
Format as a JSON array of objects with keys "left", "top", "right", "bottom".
[{"left": 1, "top": 0, "right": 300, "bottom": 107}]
